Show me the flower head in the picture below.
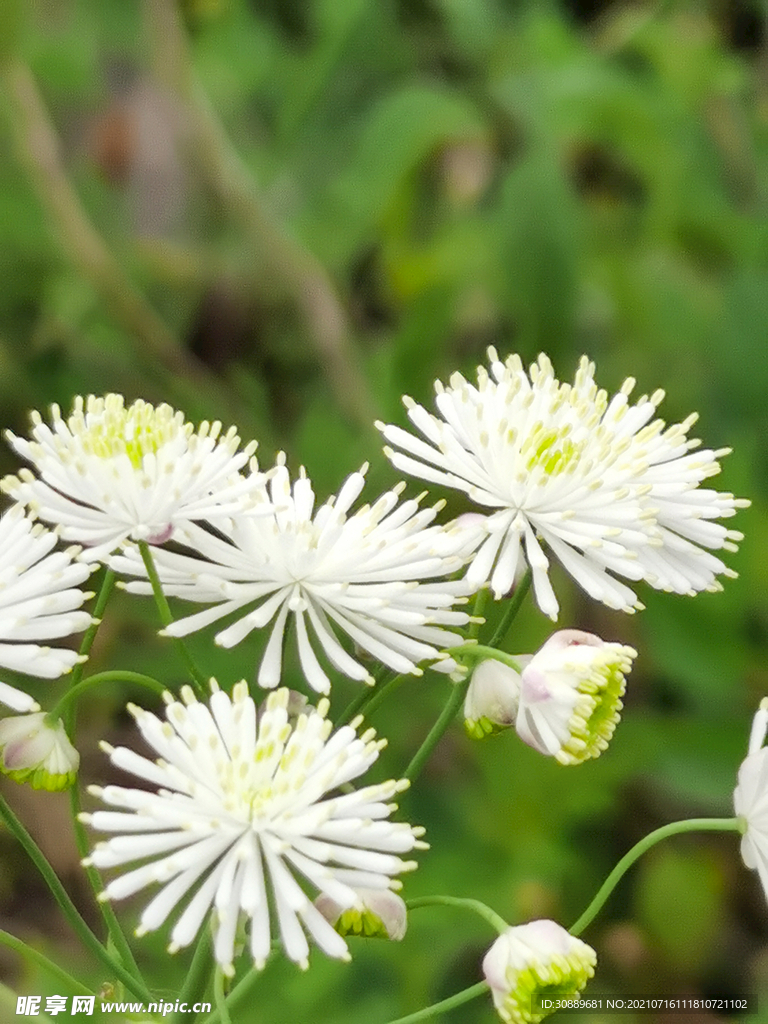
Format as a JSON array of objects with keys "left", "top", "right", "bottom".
[
  {"left": 734, "top": 698, "right": 768, "bottom": 898},
  {"left": 0, "top": 505, "right": 94, "bottom": 711},
  {"left": 2, "top": 395, "right": 268, "bottom": 563},
  {"left": 82, "top": 684, "right": 425, "bottom": 974},
  {"left": 482, "top": 920, "right": 596, "bottom": 1024},
  {"left": 515, "top": 630, "right": 635, "bottom": 765},
  {"left": 378, "top": 350, "right": 748, "bottom": 619},
  {"left": 315, "top": 888, "right": 408, "bottom": 941},
  {"left": 464, "top": 657, "right": 526, "bottom": 739},
  {"left": 111, "top": 458, "right": 482, "bottom": 693},
  {"left": 0, "top": 712, "right": 79, "bottom": 790}
]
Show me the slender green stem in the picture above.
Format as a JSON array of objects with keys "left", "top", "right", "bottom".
[
  {"left": 64, "top": 569, "right": 117, "bottom": 718},
  {"left": 363, "top": 672, "right": 410, "bottom": 718},
  {"left": 0, "top": 928, "right": 94, "bottom": 996},
  {"left": 50, "top": 671, "right": 166, "bottom": 721},
  {"left": 407, "top": 895, "right": 508, "bottom": 935},
  {"left": 138, "top": 541, "right": 208, "bottom": 695},
  {"left": 448, "top": 644, "right": 522, "bottom": 674},
  {"left": 487, "top": 568, "right": 532, "bottom": 650},
  {"left": 213, "top": 969, "right": 233, "bottom": 1024},
  {"left": 201, "top": 965, "right": 261, "bottom": 1024},
  {"left": 570, "top": 817, "right": 743, "bottom": 937},
  {"left": 338, "top": 676, "right": 386, "bottom": 726},
  {"left": 0, "top": 795, "right": 152, "bottom": 1003},
  {"left": 383, "top": 982, "right": 489, "bottom": 1024},
  {"left": 69, "top": 783, "right": 145, "bottom": 990},
  {"left": 172, "top": 928, "right": 214, "bottom": 1024},
  {"left": 404, "top": 680, "right": 468, "bottom": 783}
]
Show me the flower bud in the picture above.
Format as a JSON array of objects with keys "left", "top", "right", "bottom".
[
  {"left": 0, "top": 712, "right": 80, "bottom": 791},
  {"left": 315, "top": 889, "right": 407, "bottom": 941},
  {"left": 464, "top": 658, "right": 527, "bottom": 739},
  {"left": 483, "top": 920, "right": 596, "bottom": 1024},
  {"left": 515, "top": 630, "right": 636, "bottom": 765}
]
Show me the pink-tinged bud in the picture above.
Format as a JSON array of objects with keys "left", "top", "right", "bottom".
[{"left": 515, "top": 630, "right": 636, "bottom": 765}]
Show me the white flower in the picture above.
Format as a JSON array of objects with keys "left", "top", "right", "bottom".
[
  {"left": 315, "top": 888, "right": 408, "bottom": 941},
  {"left": 0, "top": 712, "right": 80, "bottom": 791},
  {"left": 0, "top": 505, "right": 94, "bottom": 711},
  {"left": 378, "top": 350, "right": 748, "bottom": 619},
  {"left": 515, "top": 630, "right": 636, "bottom": 766},
  {"left": 734, "top": 698, "right": 768, "bottom": 898},
  {"left": 482, "top": 920, "right": 596, "bottom": 1024},
  {"left": 2, "top": 395, "right": 269, "bottom": 563},
  {"left": 110, "top": 457, "right": 482, "bottom": 693},
  {"left": 82, "top": 683, "right": 426, "bottom": 974},
  {"left": 464, "top": 657, "right": 527, "bottom": 739}
]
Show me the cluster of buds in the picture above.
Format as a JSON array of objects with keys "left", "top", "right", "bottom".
[{"left": 464, "top": 631, "right": 637, "bottom": 766}]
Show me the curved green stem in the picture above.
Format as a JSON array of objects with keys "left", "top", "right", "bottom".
[
  {"left": 448, "top": 644, "right": 522, "bottom": 674},
  {"left": 404, "top": 679, "right": 468, "bottom": 783},
  {"left": 487, "top": 569, "right": 532, "bottom": 650},
  {"left": 383, "top": 981, "right": 489, "bottom": 1024},
  {"left": 171, "top": 927, "right": 214, "bottom": 1024},
  {"left": 570, "top": 817, "right": 743, "bottom": 937},
  {"left": 407, "top": 895, "right": 508, "bottom": 935},
  {"left": 138, "top": 541, "right": 208, "bottom": 696},
  {"left": 50, "top": 671, "right": 166, "bottom": 721},
  {"left": 0, "top": 928, "right": 94, "bottom": 996},
  {"left": 0, "top": 795, "right": 152, "bottom": 1003}
]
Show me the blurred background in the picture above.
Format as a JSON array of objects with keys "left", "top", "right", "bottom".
[{"left": 0, "top": 0, "right": 766, "bottom": 1021}]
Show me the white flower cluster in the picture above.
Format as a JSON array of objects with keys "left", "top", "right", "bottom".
[
  {"left": 379, "top": 350, "right": 748, "bottom": 619},
  {"left": 82, "top": 684, "right": 424, "bottom": 974},
  {"left": 464, "top": 630, "right": 636, "bottom": 766},
  {"left": 0, "top": 355, "right": 749, "bottom": 986},
  {"left": 110, "top": 456, "right": 481, "bottom": 693}
]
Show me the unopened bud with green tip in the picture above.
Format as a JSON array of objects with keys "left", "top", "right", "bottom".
[
  {"left": 465, "top": 658, "right": 527, "bottom": 739},
  {"left": 516, "top": 630, "right": 636, "bottom": 765},
  {"left": 315, "top": 889, "right": 408, "bottom": 941},
  {"left": 0, "top": 712, "right": 79, "bottom": 790},
  {"left": 483, "top": 920, "right": 597, "bottom": 1024}
]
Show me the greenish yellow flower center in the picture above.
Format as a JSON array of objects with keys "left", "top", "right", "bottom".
[
  {"left": 72, "top": 397, "right": 188, "bottom": 469},
  {"left": 335, "top": 907, "right": 390, "bottom": 940},
  {"left": 466, "top": 715, "right": 504, "bottom": 740},
  {"left": 523, "top": 426, "right": 584, "bottom": 477}
]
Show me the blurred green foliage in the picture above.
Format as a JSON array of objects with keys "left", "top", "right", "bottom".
[{"left": 1, "top": 0, "right": 768, "bottom": 1021}]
